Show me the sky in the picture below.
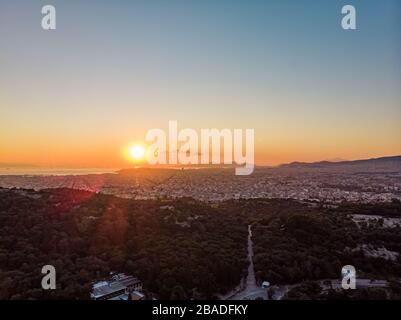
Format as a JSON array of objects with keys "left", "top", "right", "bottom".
[{"left": 0, "top": 0, "right": 400, "bottom": 168}]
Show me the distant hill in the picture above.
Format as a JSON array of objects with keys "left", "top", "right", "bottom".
[{"left": 279, "top": 156, "right": 401, "bottom": 172}]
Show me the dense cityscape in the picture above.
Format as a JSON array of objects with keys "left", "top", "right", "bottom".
[{"left": 1, "top": 157, "right": 400, "bottom": 204}]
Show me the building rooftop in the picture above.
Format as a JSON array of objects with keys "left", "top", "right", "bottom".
[{"left": 91, "top": 273, "right": 142, "bottom": 299}]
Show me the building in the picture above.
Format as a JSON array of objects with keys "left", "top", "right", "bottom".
[
  {"left": 91, "top": 273, "right": 143, "bottom": 300},
  {"left": 130, "top": 291, "right": 145, "bottom": 301}
]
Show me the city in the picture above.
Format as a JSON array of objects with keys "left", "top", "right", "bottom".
[{"left": 1, "top": 157, "right": 400, "bottom": 204}]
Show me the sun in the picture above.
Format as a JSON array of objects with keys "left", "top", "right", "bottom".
[{"left": 129, "top": 145, "right": 146, "bottom": 161}]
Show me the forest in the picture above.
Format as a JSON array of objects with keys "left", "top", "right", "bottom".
[
  {"left": 0, "top": 188, "right": 248, "bottom": 299},
  {"left": 251, "top": 201, "right": 401, "bottom": 286},
  {"left": 0, "top": 187, "right": 400, "bottom": 299}
]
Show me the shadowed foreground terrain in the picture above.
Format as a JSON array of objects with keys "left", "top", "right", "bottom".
[{"left": 0, "top": 187, "right": 400, "bottom": 300}]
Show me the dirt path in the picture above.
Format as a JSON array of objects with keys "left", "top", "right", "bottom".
[{"left": 227, "top": 225, "right": 267, "bottom": 300}]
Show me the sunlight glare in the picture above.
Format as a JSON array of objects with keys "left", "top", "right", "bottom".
[{"left": 129, "top": 145, "right": 146, "bottom": 161}]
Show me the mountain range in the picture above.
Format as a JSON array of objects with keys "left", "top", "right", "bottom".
[{"left": 279, "top": 155, "right": 401, "bottom": 172}]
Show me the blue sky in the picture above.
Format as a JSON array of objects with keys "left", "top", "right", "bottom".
[{"left": 0, "top": 0, "right": 400, "bottom": 166}]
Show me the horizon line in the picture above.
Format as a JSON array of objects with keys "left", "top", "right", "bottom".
[{"left": 1, "top": 154, "right": 400, "bottom": 172}]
